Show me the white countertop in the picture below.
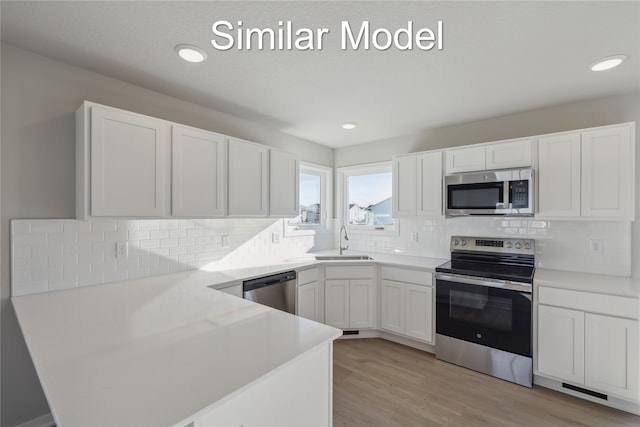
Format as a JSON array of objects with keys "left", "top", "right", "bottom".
[
  {"left": 12, "top": 271, "right": 341, "bottom": 427},
  {"left": 535, "top": 268, "right": 640, "bottom": 298}
]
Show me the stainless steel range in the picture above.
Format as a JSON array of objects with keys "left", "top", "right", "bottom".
[{"left": 435, "top": 236, "right": 535, "bottom": 387}]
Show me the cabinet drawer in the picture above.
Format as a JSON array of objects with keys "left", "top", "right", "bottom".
[
  {"left": 380, "top": 266, "right": 432, "bottom": 286},
  {"left": 298, "top": 267, "right": 319, "bottom": 286},
  {"left": 538, "top": 287, "right": 639, "bottom": 319},
  {"left": 325, "top": 265, "right": 374, "bottom": 280}
]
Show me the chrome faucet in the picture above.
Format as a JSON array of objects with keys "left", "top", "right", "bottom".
[{"left": 339, "top": 224, "right": 350, "bottom": 255}]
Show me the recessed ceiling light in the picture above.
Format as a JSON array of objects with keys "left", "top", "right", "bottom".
[
  {"left": 589, "top": 55, "right": 627, "bottom": 72},
  {"left": 175, "top": 44, "right": 207, "bottom": 63},
  {"left": 342, "top": 122, "right": 357, "bottom": 130}
]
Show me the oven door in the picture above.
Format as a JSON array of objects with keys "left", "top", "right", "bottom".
[{"left": 435, "top": 274, "right": 532, "bottom": 357}]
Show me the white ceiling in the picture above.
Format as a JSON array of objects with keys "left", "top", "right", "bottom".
[{"left": 2, "top": 1, "right": 639, "bottom": 148}]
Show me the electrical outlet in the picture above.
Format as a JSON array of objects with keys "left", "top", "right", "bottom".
[
  {"left": 116, "top": 241, "right": 128, "bottom": 258},
  {"left": 221, "top": 235, "right": 230, "bottom": 249},
  {"left": 589, "top": 239, "right": 603, "bottom": 254},
  {"left": 411, "top": 231, "right": 419, "bottom": 243},
  {"left": 272, "top": 232, "right": 281, "bottom": 244}
]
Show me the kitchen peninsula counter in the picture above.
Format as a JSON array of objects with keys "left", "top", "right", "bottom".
[{"left": 12, "top": 270, "right": 341, "bottom": 427}]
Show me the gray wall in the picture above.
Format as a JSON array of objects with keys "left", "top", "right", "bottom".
[
  {"left": 335, "top": 92, "right": 640, "bottom": 279},
  {"left": 0, "top": 44, "right": 334, "bottom": 427}
]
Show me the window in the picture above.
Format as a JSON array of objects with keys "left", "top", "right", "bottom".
[
  {"left": 338, "top": 162, "right": 395, "bottom": 232},
  {"left": 285, "top": 162, "right": 332, "bottom": 236}
]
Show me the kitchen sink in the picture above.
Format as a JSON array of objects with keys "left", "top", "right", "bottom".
[{"left": 314, "top": 255, "right": 374, "bottom": 261}]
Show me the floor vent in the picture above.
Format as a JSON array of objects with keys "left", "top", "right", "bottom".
[
  {"left": 342, "top": 330, "right": 359, "bottom": 336},
  {"left": 562, "top": 382, "right": 608, "bottom": 400}
]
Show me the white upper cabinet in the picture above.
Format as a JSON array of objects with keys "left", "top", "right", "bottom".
[
  {"left": 445, "top": 145, "right": 486, "bottom": 173},
  {"left": 78, "top": 101, "right": 300, "bottom": 219},
  {"left": 392, "top": 150, "right": 442, "bottom": 217},
  {"left": 172, "top": 126, "right": 226, "bottom": 217},
  {"left": 269, "top": 149, "right": 299, "bottom": 217},
  {"left": 78, "top": 103, "right": 169, "bottom": 218},
  {"left": 581, "top": 125, "right": 633, "bottom": 218},
  {"left": 392, "top": 155, "right": 417, "bottom": 216},
  {"left": 416, "top": 151, "right": 443, "bottom": 216},
  {"left": 445, "top": 138, "right": 532, "bottom": 173},
  {"left": 537, "top": 132, "right": 581, "bottom": 217},
  {"left": 537, "top": 123, "right": 634, "bottom": 219},
  {"left": 227, "top": 138, "right": 269, "bottom": 217},
  {"left": 485, "top": 139, "right": 532, "bottom": 170}
]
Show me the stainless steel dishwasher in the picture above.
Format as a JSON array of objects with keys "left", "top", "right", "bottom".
[{"left": 242, "top": 270, "right": 297, "bottom": 314}]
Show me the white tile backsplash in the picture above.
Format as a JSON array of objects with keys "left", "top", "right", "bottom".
[
  {"left": 345, "top": 217, "right": 631, "bottom": 276},
  {"left": 11, "top": 216, "right": 632, "bottom": 297},
  {"left": 11, "top": 218, "right": 328, "bottom": 296}
]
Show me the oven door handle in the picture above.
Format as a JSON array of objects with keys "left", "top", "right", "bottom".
[{"left": 435, "top": 272, "right": 532, "bottom": 294}]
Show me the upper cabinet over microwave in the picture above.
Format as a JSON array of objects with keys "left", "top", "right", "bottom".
[{"left": 445, "top": 138, "right": 533, "bottom": 174}]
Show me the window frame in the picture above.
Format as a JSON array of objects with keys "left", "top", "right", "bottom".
[
  {"left": 284, "top": 162, "right": 332, "bottom": 237},
  {"left": 337, "top": 161, "right": 398, "bottom": 235}
]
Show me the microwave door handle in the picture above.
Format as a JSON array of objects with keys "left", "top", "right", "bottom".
[{"left": 503, "top": 181, "right": 510, "bottom": 208}]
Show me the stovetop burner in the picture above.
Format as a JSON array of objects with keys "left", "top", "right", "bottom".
[{"left": 435, "top": 236, "right": 535, "bottom": 284}]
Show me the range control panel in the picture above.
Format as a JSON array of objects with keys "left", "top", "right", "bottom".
[{"left": 450, "top": 236, "right": 535, "bottom": 255}]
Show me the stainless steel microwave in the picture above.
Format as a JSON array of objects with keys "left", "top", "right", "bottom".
[{"left": 444, "top": 168, "right": 534, "bottom": 216}]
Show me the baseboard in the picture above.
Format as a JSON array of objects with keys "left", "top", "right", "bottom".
[
  {"left": 378, "top": 331, "right": 435, "bottom": 354},
  {"left": 15, "top": 413, "right": 55, "bottom": 427},
  {"left": 335, "top": 328, "right": 436, "bottom": 354},
  {"left": 534, "top": 374, "right": 640, "bottom": 415}
]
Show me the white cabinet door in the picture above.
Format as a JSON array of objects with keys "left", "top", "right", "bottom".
[
  {"left": 445, "top": 145, "right": 486, "bottom": 173},
  {"left": 172, "top": 126, "right": 226, "bottom": 217},
  {"left": 537, "top": 132, "right": 581, "bottom": 217},
  {"left": 416, "top": 151, "right": 443, "bottom": 217},
  {"left": 90, "top": 106, "right": 167, "bottom": 217},
  {"left": 325, "top": 279, "right": 349, "bottom": 329},
  {"left": 269, "top": 149, "right": 299, "bottom": 217},
  {"left": 485, "top": 139, "right": 532, "bottom": 170},
  {"left": 537, "top": 305, "right": 585, "bottom": 384},
  {"left": 392, "top": 155, "right": 416, "bottom": 217},
  {"left": 585, "top": 313, "right": 639, "bottom": 399},
  {"left": 227, "top": 138, "right": 268, "bottom": 217},
  {"left": 297, "top": 281, "right": 324, "bottom": 323},
  {"left": 405, "top": 284, "right": 433, "bottom": 343},
  {"left": 581, "top": 125, "right": 633, "bottom": 218},
  {"left": 349, "top": 279, "right": 376, "bottom": 329},
  {"left": 380, "top": 280, "right": 405, "bottom": 334}
]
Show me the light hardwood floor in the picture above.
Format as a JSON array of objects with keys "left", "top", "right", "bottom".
[{"left": 333, "top": 338, "right": 640, "bottom": 427}]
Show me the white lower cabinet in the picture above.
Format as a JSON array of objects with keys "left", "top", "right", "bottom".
[
  {"left": 584, "top": 313, "right": 639, "bottom": 398},
  {"left": 537, "top": 305, "right": 585, "bottom": 383},
  {"left": 537, "top": 287, "right": 639, "bottom": 401},
  {"left": 324, "top": 265, "right": 376, "bottom": 330},
  {"left": 296, "top": 267, "right": 324, "bottom": 323},
  {"left": 380, "top": 267, "right": 434, "bottom": 344}
]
